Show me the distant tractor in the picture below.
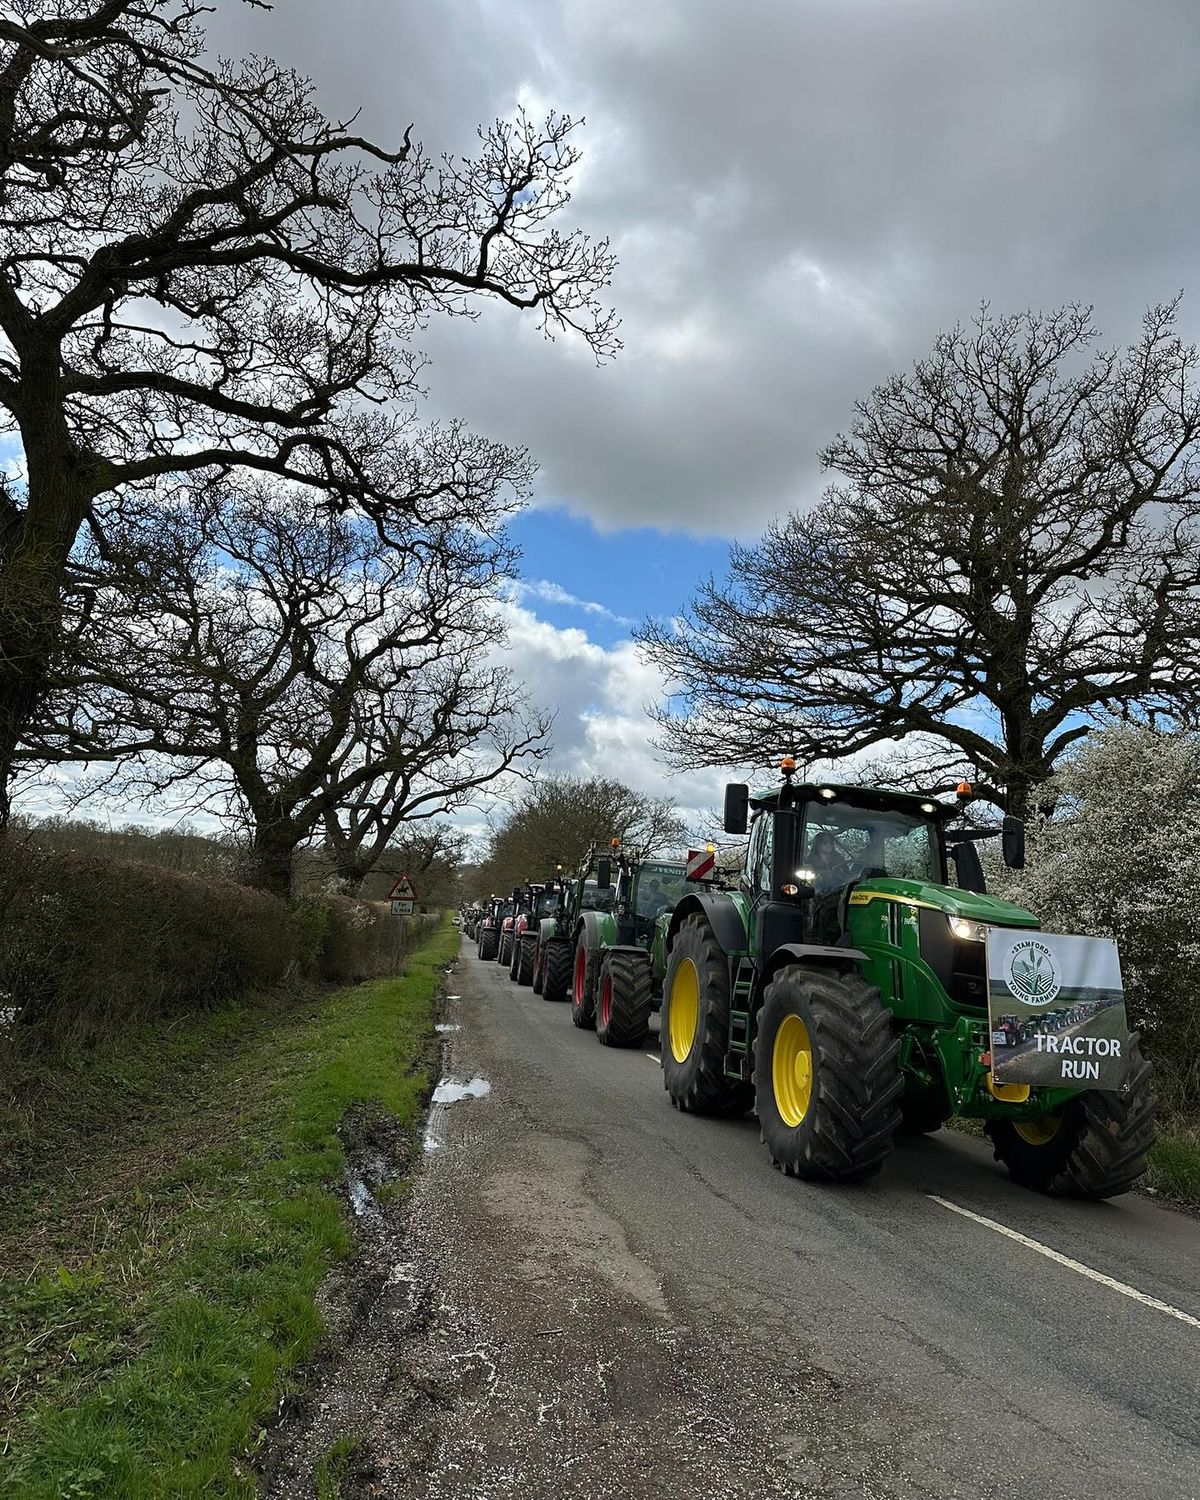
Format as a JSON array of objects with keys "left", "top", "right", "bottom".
[
  {"left": 508, "top": 881, "right": 565, "bottom": 985},
  {"left": 992, "top": 1015, "right": 1022, "bottom": 1049},
  {"left": 475, "top": 896, "right": 510, "bottom": 962},
  {"left": 654, "top": 763, "right": 1155, "bottom": 1199},
  {"left": 569, "top": 843, "right": 694, "bottom": 1047}
]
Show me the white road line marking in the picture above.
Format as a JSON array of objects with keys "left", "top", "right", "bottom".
[
  {"left": 928, "top": 1194, "right": 1200, "bottom": 1330},
  {"left": 644, "top": 1053, "right": 660, "bottom": 1062}
]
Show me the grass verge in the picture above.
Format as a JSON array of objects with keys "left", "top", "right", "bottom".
[{"left": 0, "top": 916, "right": 455, "bottom": 1499}]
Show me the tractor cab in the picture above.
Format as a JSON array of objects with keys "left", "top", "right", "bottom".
[
  {"left": 601, "top": 841, "right": 691, "bottom": 946},
  {"left": 722, "top": 770, "right": 1031, "bottom": 989}
]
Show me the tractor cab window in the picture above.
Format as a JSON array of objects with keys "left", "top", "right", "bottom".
[
  {"left": 534, "top": 888, "right": 557, "bottom": 918},
  {"left": 634, "top": 865, "right": 689, "bottom": 925},
  {"left": 580, "top": 879, "right": 615, "bottom": 913},
  {"left": 743, "top": 813, "right": 774, "bottom": 898},
  {"left": 802, "top": 803, "right": 940, "bottom": 888}
]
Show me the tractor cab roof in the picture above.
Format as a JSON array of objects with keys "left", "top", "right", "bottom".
[{"left": 750, "top": 781, "right": 957, "bottom": 821}]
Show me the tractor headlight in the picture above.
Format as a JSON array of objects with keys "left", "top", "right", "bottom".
[{"left": 948, "top": 915, "right": 988, "bottom": 943}]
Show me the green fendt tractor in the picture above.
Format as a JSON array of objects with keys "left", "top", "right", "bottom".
[
  {"left": 657, "top": 763, "right": 1156, "bottom": 1198},
  {"left": 508, "top": 879, "right": 566, "bottom": 986},
  {"left": 570, "top": 842, "right": 693, "bottom": 1047}
]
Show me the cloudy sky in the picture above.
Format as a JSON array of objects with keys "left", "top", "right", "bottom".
[{"left": 29, "top": 0, "right": 1200, "bottom": 845}]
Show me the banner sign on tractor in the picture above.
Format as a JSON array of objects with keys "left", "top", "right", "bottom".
[
  {"left": 985, "top": 929, "right": 1131, "bottom": 1091},
  {"left": 685, "top": 848, "right": 715, "bottom": 881}
]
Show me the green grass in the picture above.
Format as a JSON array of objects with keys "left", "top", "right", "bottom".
[
  {"left": 1145, "top": 1125, "right": 1200, "bottom": 1206},
  {"left": 0, "top": 917, "right": 455, "bottom": 1499}
]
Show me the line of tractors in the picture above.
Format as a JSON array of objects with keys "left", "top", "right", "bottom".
[{"left": 460, "top": 765, "right": 1157, "bottom": 1200}]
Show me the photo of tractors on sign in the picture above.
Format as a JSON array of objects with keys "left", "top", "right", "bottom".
[{"left": 461, "top": 764, "right": 1157, "bottom": 1201}]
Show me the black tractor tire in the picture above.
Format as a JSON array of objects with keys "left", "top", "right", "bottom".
[
  {"left": 754, "top": 964, "right": 903, "bottom": 1182},
  {"left": 661, "top": 915, "right": 753, "bottom": 1116},
  {"left": 986, "top": 1036, "right": 1156, "bottom": 1199},
  {"left": 898, "top": 1092, "right": 952, "bottom": 1136},
  {"left": 498, "top": 929, "right": 513, "bottom": 966},
  {"left": 508, "top": 928, "right": 523, "bottom": 980},
  {"left": 477, "top": 926, "right": 499, "bottom": 961},
  {"left": 515, "top": 932, "right": 537, "bottom": 986},
  {"left": 532, "top": 943, "right": 545, "bottom": 994},
  {"left": 543, "top": 938, "right": 572, "bottom": 1003},
  {"left": 571, "top": 936, "right": 599, "bottom": 1030},
  {"left": 596, "top": 949, "right": 654, "bottom": 1048}
]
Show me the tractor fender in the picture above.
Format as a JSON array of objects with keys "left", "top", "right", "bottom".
[
  {"left": 765, "top": 942, "right": 868, "bottom": 980},
  {"left": 666, "top": 893, "right": 746, "bottom": 957},
  {"left": 576, "top": 908, "right": 618, "bottom": 952}
]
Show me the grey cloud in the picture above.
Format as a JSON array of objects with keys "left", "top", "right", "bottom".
[{"left": 207, "top": 0, "right": 1200, "bottom": 537}]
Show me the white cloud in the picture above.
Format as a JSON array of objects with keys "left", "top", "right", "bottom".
[{"left": 506, "top": 578, "right": 636, "bottom": 627}]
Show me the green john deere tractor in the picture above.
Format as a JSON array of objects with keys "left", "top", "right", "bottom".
[
  {"left": 570, "top": 842, "right": 693, "bottom": 1046},
  {"left": 657, "top": 764, "right": 1156, "bottom": 1198}
]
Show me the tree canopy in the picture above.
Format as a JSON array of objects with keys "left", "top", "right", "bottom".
[{"left": 639, "top": 304, "right": 1200, "bottom": 816}]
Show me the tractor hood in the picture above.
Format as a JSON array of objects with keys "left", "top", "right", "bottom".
[{"left": 853, "top": 877, "right": 1039, "bottom": 928}]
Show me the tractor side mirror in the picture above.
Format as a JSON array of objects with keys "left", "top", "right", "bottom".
[
  {"left": 596, "top": 858, "right": 611, "bottom": 889},
  {"left": 724, "top": 783, "right": 749, "bottom": 835},
  {"left": 951, "top": 840, "right": 986, "bottom": 894},
  {"left": 1002, "top": 816, "right": 1025, "bottom": 870}
]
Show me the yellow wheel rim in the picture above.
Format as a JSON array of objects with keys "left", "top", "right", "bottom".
[
  {"left": 1014, "top": 1114, "right": 1062, "bottom": 1146},
  {"left": 668, "top": 958, "right": 700, "bottom": 1063},
  {"left": 773, "top": 1013, "right": 814, "bottom": 1128}
]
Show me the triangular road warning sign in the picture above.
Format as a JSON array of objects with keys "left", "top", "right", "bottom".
[{"left": 387, "top": 873, "right": 418, "bottom": 901}]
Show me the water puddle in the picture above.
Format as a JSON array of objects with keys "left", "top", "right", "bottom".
[
  {"left": 431, "top": 1076, "right": 492, "bottom": 1105},
  {"left": 347, "top": 1175, "right": 375, "bottom": 1216},
  {"left": 445, "top": 994, "right": 462, "bottom": 1001},
  {"left": 424, "top": 1075, "right": 493, "bottom": 1154},
  {"left": 434, "top": 1023, "right": 460, "bottom": 1033}
]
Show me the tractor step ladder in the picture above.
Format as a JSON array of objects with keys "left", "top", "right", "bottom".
[{"left": 725, "top": 957, "right": 755, "bottom": 1080}]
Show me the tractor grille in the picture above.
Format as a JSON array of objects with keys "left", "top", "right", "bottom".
[{"left": 917, "top": 909, "right": 988, "bottom": 1009}]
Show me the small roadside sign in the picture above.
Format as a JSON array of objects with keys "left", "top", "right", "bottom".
[
  {"left": 685, "top": 848, "right": 716, "bottom": 881},
  {"left": 387, "top": 874, "right": 418, "bottom": 916}
]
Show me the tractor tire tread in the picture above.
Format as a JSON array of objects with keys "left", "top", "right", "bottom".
[{"left": 597, "top": 948, "right": 654, "bottom": 1048}]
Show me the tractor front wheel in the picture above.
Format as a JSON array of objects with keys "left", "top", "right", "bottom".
[
  {"left": 498, "top": 929, "right": 513, "bottom": 966},
  {"left": 596, "top": 949, "right": 654, "bottom": 1048},
  {"left": 661, "top": 916, "right": 752, "bottom": 1116},
  {"left": 571, "top": 937, "right": 599, "bottom": 1029},
  {"left": 515, "top": 933, "right": 537, "bottom": 986},
  {"left": 543, "top": 938, "right": 572, "bottom": 1003},
  {"left": 754, "top": 965, "right": 903, "bottom": 1182},
  {"left": 986, "top": 1037, "right": 1156, "bottom": 1199}
]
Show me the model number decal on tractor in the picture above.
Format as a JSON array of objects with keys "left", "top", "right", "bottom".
[{"left": 986, "top": 929, "right": 1131, "bottom": 1090}]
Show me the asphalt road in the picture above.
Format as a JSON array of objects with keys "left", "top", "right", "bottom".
[{"left": 289, "top": 939, "right": 1200, "bottom": 1500}]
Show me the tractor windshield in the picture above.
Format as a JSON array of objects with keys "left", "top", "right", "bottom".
[
  {"left": 534, "top": 889, "right": 558, "bottom": 917},
  {"left": 802, "top": 802, "right": 940, "bottom": 888},
  {"left": 635, "top": 864, "right": 689, "bottom": 922},
  {"left": 580, "top": 879, "right": 615, "bottom": 913}
]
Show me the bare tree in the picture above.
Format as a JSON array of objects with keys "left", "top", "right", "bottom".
[
  {"left": 0, "top": 0, "right": 616, "bottom": 811},
  {"left": 474, "top": 774, "right": 687, "bottom": 896},
  {"left": 640, "top": 303, "right": 1200, "bottom": 817},
  {"left": 44, "top": 478, "right": 548, "bottom": 895}
]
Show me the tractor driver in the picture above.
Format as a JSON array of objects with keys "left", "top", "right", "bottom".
[
  {"left": 849, "top": 823, "right": 888, "bottom": 881},
  {"left": 808, "top": 830, "right": 850, "bottom": 893}
]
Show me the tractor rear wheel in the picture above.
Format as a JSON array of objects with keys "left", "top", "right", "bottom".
[
  {"left": 661, "top": 916, "right": 753, "bottom": 1116},
  {"left": 542, "top": 938, "right": 572, "bottom": 1003},
  {"left": 571, "top": 937, "right": 599, "bottom": 1029},
  {"left": 532, "top": 944, "right": 545, "bottom": 994},
  {"left": 477, "top": 926, "right": 498, "bottom": 962},
  {"left": 596, "top": 949, "right": 654, "bottom": 1048},
  {"left": 498, "top": 930, "right": 513, "bottom": 966},
  {"left": 515, "top": 933, "right": 537, "bottom": 986},
  {"left": 754, "top": 965, "right": 903, "bottom": 1182},
  {"left": 508, "top": 929, "right": 523, "bottom": 979},
  {"left": 986, "top": 1037, "right": 1156, "bottom": 1199}
]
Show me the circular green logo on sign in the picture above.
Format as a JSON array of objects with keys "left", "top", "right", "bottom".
[{"left": 1005, "top": 939, "right": 1061, "bottom": 1007}]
